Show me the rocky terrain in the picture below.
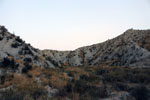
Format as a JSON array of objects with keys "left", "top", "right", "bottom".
[
  {"left": 1, "top": 26, "right": 150, "bottom": 69},
  {"left": 0, "top": 25, "right": 150, "bottom": 100},
  {"left": 43, "top": 28, "right": 150, "bottom": 68}
]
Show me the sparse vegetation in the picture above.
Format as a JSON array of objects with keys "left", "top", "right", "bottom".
[
  {"left": 11, "top": 42, "right": 20, "bottom": 48},
  {"left": 1, "top": 26, "right": 150, "bottom": 100},
  {"left": 15, "top": 36, "right": 23, "bottom": 43},
  {"left": 0, "top": 57, "right": 18, "bottom": 69},
  {"left": 1, "top": 65, "right": 149, "bottom": 100},
  {"left": 0, "top": 36, "right": 3, "bottom": 40}
]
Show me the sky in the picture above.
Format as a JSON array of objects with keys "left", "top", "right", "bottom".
[{"left": 0, "top": 0, "right": 150, "bottom": 50}]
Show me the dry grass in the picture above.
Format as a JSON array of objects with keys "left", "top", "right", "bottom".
[
  {"left": 65, "top": 66, "right": 89, "bottom": 80},
  {"left": 50, "top": 75, "right": 67, "bottom": 89},
  {"left": 72, "top": 92, "right": 79, "bottom": 100},
  {"left": 1, "top": 65, "right": 150, "bottom": 100},
  {"left": 43, "top": 68, "right": 69, "bottom": 89},
  {"left": 28, "top": 66, "right": 42, "bottom": 77}
]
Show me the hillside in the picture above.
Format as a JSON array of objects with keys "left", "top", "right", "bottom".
[
  {"left": 1, "top": 26, "right": 150, "bottom": 69},
  {"left": 43, "top": 29, "right": 150, "bottom": 68},
  {"left": 0, "top": 26, "right": 150, "bottom": 100}
]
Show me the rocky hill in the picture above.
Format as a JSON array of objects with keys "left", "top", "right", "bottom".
[
  {"left": 0, "top": 26, "right": 150, "bottom": 70},
  {"left": 43, "top": 29, "right": 150, "bottom": 68},
  {"left": 0, "top": 26, "right": 56, "bottom": 69},
  {"left": 0, "top": 25, "right": 150, "bottom": 100}
]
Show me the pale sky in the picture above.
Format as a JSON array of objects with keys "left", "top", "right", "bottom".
[{"left": 0, "top": 0, "right": 150, "bottom": 50}]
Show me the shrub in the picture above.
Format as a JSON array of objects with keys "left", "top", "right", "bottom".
[
  {"left": 49, "top": 75, "right": 67, "bottom": 89},
  {"left": 22, "top": 63, "right": 32, "bottom": 73},
  {"left": 113, "top": 82, "right": 129, "bottom": 91},
  {"left": 0, "top": 90, "right": 24, "bottom": 100},
  {"left": 0, "top": 36, "right": 3, "bottom": 40},
  {"left": 0, "top": 76, "right": 5, "bottom": 84},
  {"left": 136, "top": 73, "right": 150, "bottom": 84},
  {"left": 80, "top": 74, "right": 89, "bottom": 80},
  {"left": 0, "top": 57, "right": 17, "bottom": 69},
  {"left": 130, "top": 85, "right": 149, "bottom": 100},
  {"left": 11, "top": 74, "right": 47, "bottom": 100},
  {"left": 81, "top": 74, "right": 101, "bottom": 82},
  {"left": 2, "top": 57, "right": 14, "bottom": 67},
  {"left": 96, "top": 69, "right": 108, "bottom": 75},
  {"left": 0, "top": 26, "right": 7, "bottom": 34},
  {"left": 34, "top": 56, "right": 39, "bottom": 60},
  {"left": 102, "top": 68, "right": 126, "bottom": 83},
  {"left": 67, "top": 71, "right": 74, "bottom": 77},
  {"left": 65, "top": 83, "right": 72, "bottom": 93},
  {"left": 74, "top": 79, "right": 108, "bottom": 99},
  {"left": 19, "top": 45, "right": 34, "bottom": 55},
  {"left": 24, "top": 57, "right": 32, "bottom": 63},
  {"left": 74, "top": 80, "right": 87, "bottom": 94},
  {"left": 16, "top": 36, "right": 23, "bottom": 43},
  {"left": 11, "top": 42, "right": 20, "bottom": 48},
  {"left": 58, "top": 84, "right": 73, "bottom": 97},
  {"left": 22, "top": 67, "right": 28, "bottom": 73},
  {"left": 92, "top": 86, "right": 108, "bottom": 98}
]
